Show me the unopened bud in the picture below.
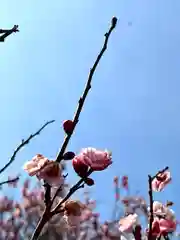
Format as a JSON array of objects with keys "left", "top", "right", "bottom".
[
  {"left": 111, "top": 17, "right": 118, "bottom": 28},
  {"left": 85, "top": 178, "right": 95, "bottom": 186},
  {"left": 63, "top": 151, "right": 75, "bottom": 160}
]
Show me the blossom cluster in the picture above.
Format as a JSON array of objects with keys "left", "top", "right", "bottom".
[{"left": 0, "top": 160, "right": 179, "bottom": 240}]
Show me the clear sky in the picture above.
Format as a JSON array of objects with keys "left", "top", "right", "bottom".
[{"left": 1, "top": 0, "right": 180, "bottom": 224}]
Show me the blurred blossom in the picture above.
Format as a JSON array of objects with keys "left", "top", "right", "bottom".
[
  {"left": 152, "top": 170, "right": 171, "bottom": 192},
  {"left": 119, "top": 213, "right": 138, "bottom": 233}
]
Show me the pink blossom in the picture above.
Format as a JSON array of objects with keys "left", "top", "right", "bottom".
[
  {"left": 151, "top": 218, "right": 176, "bottom": 236},
  {"left": 37, "top": 160, "right": 64, "bottom": 186},
  {"left": 148, "top": 201, "right": 177, "bottom": 236},
  {"left": 23, "top": 154, "right": 49, "bottom": 176},
  {"left": 152, "top": 201, "right": 176, "bottom": 221},
  {"left": 159, "top": 218, "right": 176, "bottom": 233},
  {"left": 74, "top": 148, "right": 112, "bottom": 171},
  {"left": 119, "top": 213, "right": 138, "bottom": 232},
  {"left": 152, "top": 170, "right": 171, "bottom": 192},
  {"left": 81, "top": 208, "right": 93, "bottom": 221},
  {"left": 63, "top": 200, "right": 84, "bottom": 229},
  {"left": 23, "top": 154, "right": 63, "bottom": 186},
  {"left": 64, "top": 215, "right": 81, "bottom": 228},
  {"left": 0, "top": 197, "right": 14, "bottom": 213}
]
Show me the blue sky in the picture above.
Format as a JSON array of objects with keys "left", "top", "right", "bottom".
[{"left": 1, "top": 0, "right": 180, "bottom": 224}]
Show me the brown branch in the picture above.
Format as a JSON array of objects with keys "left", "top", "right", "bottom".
[
  {"left": 0, "top": 120, "right": 55, "bottom": 174},
  {"left": 0, "top": 25, "right": 19, "bottom": 42},
  {"left": 51, "top": 169, "right": 93, "bottom": 215},
  {"left": 0, "top": 176, "right": 19, "bottom": 187},
  {"left": 148, "top": 175, "right": 154, "bottom": 240},
  {"left": 148, "top": 166, "right": 169, "bottom": 240},
  {"left": 152, "top": 166, "right": 169, "bottom": 180},
  {"left": 30, "top": 17, "right": 118, "bottom": 240},
  {"left": 56, "top": 16, "right": 117, "bottom": 163}
]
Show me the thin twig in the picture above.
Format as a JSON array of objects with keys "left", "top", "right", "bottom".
[
  {"left": 30, "top": 17, "right": 117, "bottom": 240},
  {"left": 0, "top": 25, "right": 19, "bottom": 42},
  {"left": 0, "top": 176, "right": 19, "bottom": 187},
  {"left": 52, "top": 169, "right": 93, "bottom": 214},
  {"left": 0, "top": 120, "right": 55, "bottom": 174},
  {"left": 152, "top": 166, "right": 169, "bottom": 180},
  {"left": 148, "top": 175, "right": 154, "bottom": 240},
  {"left": 56, "top": 17, "right": 117, "bottom": 163}
]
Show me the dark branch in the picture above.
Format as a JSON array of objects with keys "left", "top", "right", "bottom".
[
  {"left": 148, "top": 175, "right": 154, "bottom": 240},
  {"left": 51, "top": 168, "right": 93, "bottom": 215},
  {"left": 0, "top": 176, "right": 19, "bottom": 187},
  {"left": 44, "top": 182, "right": 51, "bottom": 206},
  {"left": 0, "top": 25, "right": 19, "bottom": 42},
  {"left": 30, "top": 17, "right": 117, "bottom": 240},
  {"left": 55, "top": 17, "right": 117, "bottom": 163},
  {"left": 152, "top": 166, "right": 169, "bottom": 180},
  {"left": 0, "top": 120, "right": 55, "bottom": 174}
]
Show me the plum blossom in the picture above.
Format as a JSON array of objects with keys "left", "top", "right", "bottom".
[
  {"left": 63, "top": 200, "right": 85, "bottom": 229},
  {"left": 119, "top": 213, "right": 138, "bottom": 233},
  {"left": 63, "top": 200, "right": 85, "bottom": 216},
  {"left": 23, "top": 154, "right": 63, "bottom": 186},
  {"left": 148, "top": 201, "right": 177, "bottom": 236},
  {"left": 73, "top": 147, "right": 112, "bottom": 171},
  {"left": 150, "top": 217, "right": 176, "bottom": 237},
  {"left": 121, "top": 196, "right": 148, "bottom": 216},
  {"left": 152, "top": 201, "right": 176, "bottom": 220},
  {"left": 23, "top": 154, "right": 49, "bottom": 176},
  {"left": 152, "top": 170, "right": 171, "bottom": 192},
  {"left": 0, "top": 197, "right": 14, "bottom": 213}
]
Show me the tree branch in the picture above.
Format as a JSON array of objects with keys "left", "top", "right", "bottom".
[
  {"left": 148, "top": 167, "right": 169, "bottom": 240},
  {"left": 148, "top": 175, "right": 154, "bottom": 240},
  {"left": 152, "top": 166, "right": 169, "bottom": 180},
  {"left": 30, "top": 17, "right": 118, "bottom": 240},
  {"left": 0, "top": 176, "right": 19, "bottom": 187},
  {"left": 0, "top": 120, "right": 55, "bottom": 174},
  {"left": 52, "top": 169, "right": 93, "bottom": 215},
  {"left": 0, "top": 25, "right": 19, "bottom": 42},
  {"left": 56, "top": 17, "right": 117, "bottom": 163}
]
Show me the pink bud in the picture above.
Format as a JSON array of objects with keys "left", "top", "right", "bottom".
[
  {"left": 63, "top": 120, "right": 74, "bottom": 134},
  {"left": 63, "top": 151, "right": 75, "bottom": 160},
  {"left": 85, "top": 178, "right": 94, "bottom": 186},
  {"left": 72, "top": 158, "right": 88, "bottom": 178}
]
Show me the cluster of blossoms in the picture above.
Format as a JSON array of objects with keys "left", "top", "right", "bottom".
[
  {"left": 1, "top": 17, "right": 179, "bottom": 239},
  {"left": 1, "top": 159, "right": 179, "bottom": 240},
  {"left": 23, "top": 148, "right": 112, "bottom": 186}
]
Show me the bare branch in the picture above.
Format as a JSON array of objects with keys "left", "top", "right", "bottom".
[
  {"left": 0, "top": 25, "right": 19, "bottom": 42},
  {"left": 0, "top": 176, "right": 19, "bottom": 187},
  {"left": 152, "top": 166, "right": 169, "bottom": 180},
  {"left": 44, "top": 182, "right": 51, "bottom": 206},
  {"left": 148, "top": 175, "right": 153, "bottom": 240},
  {"left": 0, "top": 120, "right": 55, "bottom": 174},
  {"left": 30, "top": 17, "right": 118, "bottom": 240},
  {"left": 56, "top": 17, "right": 117, "bottom": 163}
]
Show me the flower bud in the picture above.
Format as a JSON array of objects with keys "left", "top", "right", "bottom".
[
  {"left": 111, "top": 17, "right": 117, "bottom": 28},
  {"left": 63, "top": 120, "right": 74, "bottom": 134},
  {"left": 63, "top": 151, "right": 75, "bottom": 160},
  {"left": 72, "top": 158, "right": 88, "bottom": 178},
  {"left": 84, "top": 178, "right": 94, "bottom": 186}
]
